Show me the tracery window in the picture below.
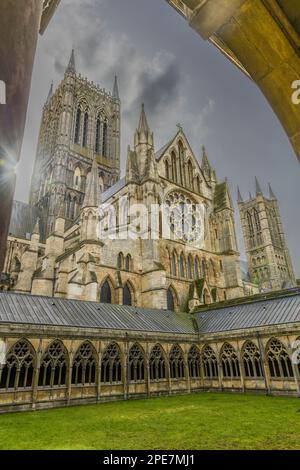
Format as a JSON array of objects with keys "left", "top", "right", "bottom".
[
  {"left": 221, "top": 343, "right": 240, "bottom": 378},
  {"left": 128, "top": 344, "right": 145, "bottom": 382},
  {"left": 0, "top": 340, "right": 35, "bottom": 390},
  {"left": 179, "top": 253, "right": 185, "bottom": 278},
  {"left": 102, "top": 121, "right": 108, "bottom": 157},
  {"left": 267, "top": 339, "right": 294, "bottom": 379},
  {"left": 74, "top": 107, "right": 81, "bottom": 144},
  {"left": 169, "top": 345, "right": 185, "bottom": 379},
  {"left": 202, "top": 345, "right": 218, "bottom": 378},
  {"left": 188, "top": 345, "right": 201, "bottom": 379},
  {"left": 194, "top": 257, "right": 200, "bottom": 280},
  {"left": 71, "top": 342, "right": 97, "bottom": 386},
  {"left": 74, "top": 167, "right": 81, "bottom": 189},
  {"left": 123, "top": 283, "right": 132, "bottom": 306},
  {"left": 187, "top": 255, "right": 193, "bottom": 280},
  {"left": 171, "top": 151, "right": 177, "bottom": 183},
  {"left": 242, "top": 341, "right": 263, "bottom": 378},
  {"left": 167, "top": 287, "right": 176, "bottom": 311},
  {"left": 100, "top": 280, "right": 112, "bottom": 304},
  {"left": 253, "top": 209, "right": 261, "bottom": 232},
  {"left": 101, "top": 343, "right": 122, "bottom": 384},
  {"left": 171, "top": 251, "right": 177, "bottom": 276},
  {"left": 165, "top": 159, "right": 170, "bottom": 179},
  {"left": 38, "top": 341, "right": 68, "bottom": 387},
  {"left": 178, "top": 141, "right": 184, "bottom": 185},
  {"left": 95, "top": 117, "right": 101, "bottom": 154},
  {"left": 125, "top": 254, "right": 131, "bottom": 272},
  {"left": 165, "top": 192, "right": 200, "bottom": 244},
  {"left": 187, "top": 161, "right": 193, "bottom": 189},
  {"left": 82, "top": 112, "right": 89, "bottom": 147},
  {"left": 149, "top": 345, "right": 167, "bottom": 381},
  {"left": 117, "top": 252, "right": 124, "bottom": 270}
]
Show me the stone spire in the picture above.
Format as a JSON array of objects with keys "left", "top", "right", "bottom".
[
  {"left": 46, "top": 81, "right": 53, "bottom": 104},
  {"left": 255, "top": 176, "right": 263, "bottom": 196},
  {"left": 138, "top": 103, "right": 150, "bottom": 134},
  {"left": 201, "top": 146, "right": 212, "bottom": 179},
  {"left": 66, "top": 49, "right": 76, "bottom": 74},
  {"left": 134, "top": 103, "right": 154, "bottom": 149},
  {"left": 237, "top": 185, "right": 243, "bottom": 203},
  {"left": 82, "top": 157, "right": 101, "bottom": 209},
  {"left": 268, "top": 183, "right": 276, "bottom": 200},
  {"left": 113, "top": 75, "right": 119, "bottom": 100}
]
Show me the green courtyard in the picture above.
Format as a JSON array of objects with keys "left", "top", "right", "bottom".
[{"left": 0, "top": 392, "right": 299, "bottom": 450}]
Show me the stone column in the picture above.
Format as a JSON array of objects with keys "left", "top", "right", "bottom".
[{"left": 0, "top": 0, "right": 43, "bottom": 271}]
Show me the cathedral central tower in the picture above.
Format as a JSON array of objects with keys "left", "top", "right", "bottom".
[{"left": 29, "top": 50, "right": 121, "bottom": 238}]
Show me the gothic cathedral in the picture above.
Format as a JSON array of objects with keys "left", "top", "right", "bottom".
[{"left": 1, "top": 50, "right": 296, "bottom": 310}]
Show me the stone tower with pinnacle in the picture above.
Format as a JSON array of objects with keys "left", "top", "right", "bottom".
[
  {"left": 238, "top": 179, "right": 296, "bottom": 291},
  {"left": 29, "top": 49, "right": 121, "bottom": 238}
]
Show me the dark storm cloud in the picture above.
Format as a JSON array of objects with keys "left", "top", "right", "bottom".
[
  {"left": 130, "top": 60, "right": 181, "bottom": 116},
  {"left": 16, "top": 0, "right": 300, "bottom": 275}
]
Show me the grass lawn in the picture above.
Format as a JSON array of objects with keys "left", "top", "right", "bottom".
[{"left": 0, "top": 392, "right": 300, "bottom": 450}]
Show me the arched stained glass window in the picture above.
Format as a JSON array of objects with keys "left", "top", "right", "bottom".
[
  {"left": 100, "top": 281, "right": 112, "bottom": 304},
  {"left": 179, "top": 253, "right": 185, "bottom": 278},
  {"left": 95, "top": 117, "right": 101, "bottom": 154},
  {"left": 102, "top": 121, "right": 108, "bottom": 157},
  {"left": 74, "top": 107, "right": 81, "bottom": 144},
  {"left": 123, "top": 283, "right": 132, "bottom": 306},
  {"left": 167, "top": 288, "right": 175, "bottom": 311},
  {"left": 82, "top": 112, "right": 89, "bottom": 147},
  {"left": 125, "top": 255, "right": 131, "bottom": 272},
  {"left": 187, "top": 255, "right": 193, "bottom": 280}
]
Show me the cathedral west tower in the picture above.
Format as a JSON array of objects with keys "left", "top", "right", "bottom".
[
  {"left": 238, "top": 179, "right": 296, "bottom": 291},
  {"left": 29, "top": 50, "right": 121, "bottom": 238}
]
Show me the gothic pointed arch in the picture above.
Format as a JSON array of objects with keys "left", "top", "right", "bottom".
[
  {"left": 266, "top": 338, "right": 293, "bottom": 379},
  {"left": 188, "top": 345, "right": 201, "bottom": 378},
  {"left": 71, "top": 341, "right": 97, "bottom": 386},
  {"left": 202, "top": 344, "right": 218, "bottom": 378},
  {"left": 0, "top": 339, "right": 36, "bottom": 390},
  {"left": 123, "top": 281, "right": 135, "bottom": 306},
  {"left": 100, "top": 276, "right": 115, "bottom": 304},
  {"left": 117, "top": 252, "right": 124, "bottom": 270},
  {"left": 101, "top": 342, "right": 122, "bottom": 384},
  {"left": 167, "top": 285, "right": 178, "bottom": 311},
  {"left": 128, "top": 343, "right": 145, "bottom": 382},
  {"left": 38, "top": 340, "right": 68, "bottom": 388},
  {"left": 220, "top": 343, "right": 240, "bottom": 378},
  {"left": 149, "top": 344, "right": 167, "bottom": 381},
  {"left": 242, "top": 341, "right": 263, "bottom": 378},
  {"left": 169, "top": 344, "right": 185, "bottom": 379}
]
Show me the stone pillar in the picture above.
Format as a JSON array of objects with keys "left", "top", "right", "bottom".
[{"left": 0, "top": 1, "right": 43, "bottom": 271}]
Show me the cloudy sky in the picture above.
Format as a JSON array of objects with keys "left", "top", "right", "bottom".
[{"left": 16, "top": 0, "right": 300, "bottom": 275}]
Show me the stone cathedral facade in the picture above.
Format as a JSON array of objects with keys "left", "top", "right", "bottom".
[
  {"left": 0, "top": 51, "right": 299, "bottom": 413},
  {"left": 0, "top": 50, "right": 296, "bottom": 311}
]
